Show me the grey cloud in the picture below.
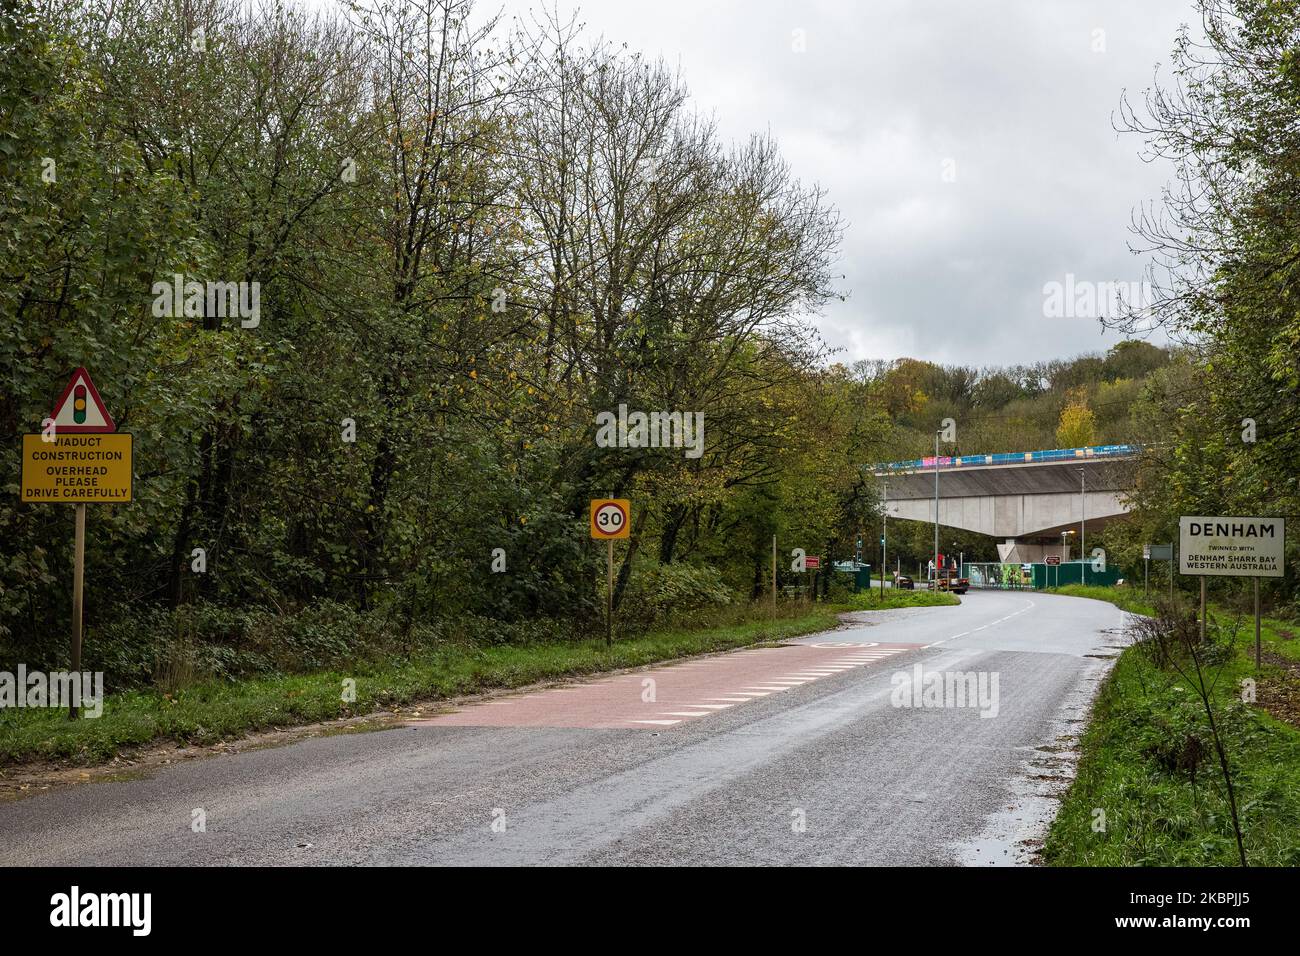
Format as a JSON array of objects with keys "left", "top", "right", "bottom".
[{"left": 488, "top": 0, "right": 1197, "bottom": 364}]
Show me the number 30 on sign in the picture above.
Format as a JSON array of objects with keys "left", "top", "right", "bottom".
[{"left": 590, "top": 499, "right": 630, "bottom": 539}]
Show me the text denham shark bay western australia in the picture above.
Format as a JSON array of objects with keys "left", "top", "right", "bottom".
[{"left": 1183, "top": 519, "right": 1283, "bottom": 574}]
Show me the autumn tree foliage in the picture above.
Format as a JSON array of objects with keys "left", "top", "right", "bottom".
[
  {"left": 1104, "top": 0, "right": 1300, "bottom": 608},
  {"left": 0, "top": 0, "right": 876, "bottom": 675},
  {"left": 1055, "top": 388, "right": 1097, "bottom": 449}
]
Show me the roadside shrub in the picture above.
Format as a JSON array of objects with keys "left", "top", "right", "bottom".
[
  {"left": 444, "top": 612, "right": 573, "bottom": 647},
  {"left": 52, "top": 600, "right": 595, "bottom": 689},
  {"left": 1140, "top": 698, "right": 1209, "bottom": 783},
  {"left": 59, "top": 600, "right": 441, "bottom": 690},
  {"left": 826, "top": 573, "right": 856, "bottom": 602},
  {"left": 618, "top": 562, "right": 735, "bottom": 630}
]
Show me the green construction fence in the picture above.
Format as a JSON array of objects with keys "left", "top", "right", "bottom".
[{"left": 966, "top": 561, "right": 1123, "bottom": 590}]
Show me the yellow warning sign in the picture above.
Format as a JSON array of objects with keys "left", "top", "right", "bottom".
[{"left": 21, "top": 434, "right": 133, "bottom": 503}]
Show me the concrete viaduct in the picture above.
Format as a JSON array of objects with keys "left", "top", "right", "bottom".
[{"left": 873, "top": 445, "right": 1139, "bottom": 563}]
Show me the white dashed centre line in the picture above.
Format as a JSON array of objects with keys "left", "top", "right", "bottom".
[{"left": 928, "top": 599, "right": 1036, "bottom": 647}]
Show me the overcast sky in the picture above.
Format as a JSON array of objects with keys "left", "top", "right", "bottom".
[{"left": 324, "top": 0, "right": 1200, "bottom": 368}]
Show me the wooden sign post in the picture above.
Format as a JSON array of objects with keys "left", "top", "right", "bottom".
[
  {"left": 1179, "top": 516, "right": 1285, "bottom": 670},
  {"left": 590, "top": 499, "right": 631, "bottom": 646},
  {"left": 20, "top": 368, "right": 132, "bottom": 717}
]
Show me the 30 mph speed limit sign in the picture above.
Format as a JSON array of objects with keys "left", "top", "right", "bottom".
[{"left": 590, "top": 499, "right": 630, "bottom": 539}]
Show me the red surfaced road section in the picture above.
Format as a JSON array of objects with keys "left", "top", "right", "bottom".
[{"left": 406, "top": 642, "right": 924, "bottom": 731}]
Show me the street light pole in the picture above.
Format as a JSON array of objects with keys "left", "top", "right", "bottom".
[
  {"left": 1079, "top": 467, "right": 1087, "bottom": 586},
  {"left": 933, "top": 429, "right": 941, "bottom": 589},
  {"left": 881, "top": 481, "right": 887, "bottom": 601},
  {"left": 1060, "top": 530, "right": 1067, "bottom": 588}
]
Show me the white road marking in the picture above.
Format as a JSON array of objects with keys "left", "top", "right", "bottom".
[
  {"left": 630, "top": 719, "right": 681, "bottom": 726},
  {"left": 929, "top": 598, "right": 1036, "bottom": 647},
  {"left": 661, "top": 711, "right": 712, "bottom": 717}
]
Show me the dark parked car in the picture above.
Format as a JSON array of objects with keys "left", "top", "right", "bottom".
[{"left": 894, "top": 574, "right": 914, "bottom": 590}]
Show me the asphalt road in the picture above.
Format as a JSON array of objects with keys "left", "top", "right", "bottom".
[{"left": 0, "top": 590, "right": 1128, "bottom": 866}]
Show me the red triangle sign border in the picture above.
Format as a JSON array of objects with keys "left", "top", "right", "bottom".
[{"left": 51, "top": 367, "right": 116, "bottom": 433}]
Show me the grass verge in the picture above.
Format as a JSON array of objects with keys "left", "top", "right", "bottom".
[
  {"left": 1042, "top": 584, "right": 1300, "bottom": 866},
  {"left": 840, "top": 588, "right": 961, "bottom": 610},
  {"left": 1048, "top": 583, "right": 1157, "bottom": 616}
]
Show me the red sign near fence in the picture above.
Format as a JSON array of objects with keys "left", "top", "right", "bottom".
[{"left": 805, "top": 556, "right": 821, "bottom": 570}]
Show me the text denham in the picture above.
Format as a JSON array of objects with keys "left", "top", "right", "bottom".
[{"left": 1186, "top": 521, "right": 1276, "bottom": 538}]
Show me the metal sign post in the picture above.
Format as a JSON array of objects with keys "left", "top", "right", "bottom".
[
  {"left": 1143, "top": 543, "right": 1172, "bottom": 604},
  {"left": 1045, "top": 554, "right": 1060, "bottom": 588},
  {"left": 1200, "top": 577, "right": 1207, "bottom": 643},
  {"left": 1255, "top": 579, "right": 1262, "bottom": 670}
]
